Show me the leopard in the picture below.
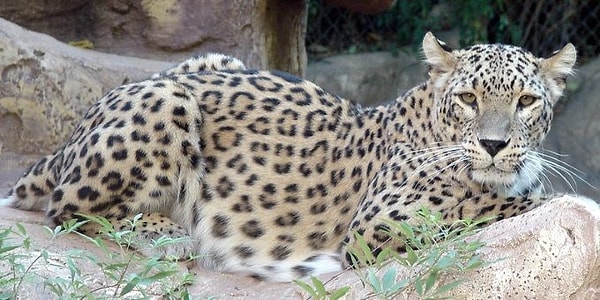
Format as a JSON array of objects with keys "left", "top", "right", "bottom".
[{"left": 1, "top": 32, "right": 583, "bottom": 282}]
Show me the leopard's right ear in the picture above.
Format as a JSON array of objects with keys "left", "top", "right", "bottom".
[{"left": 422, "top": 32, "right": 456, "bottom": 73}]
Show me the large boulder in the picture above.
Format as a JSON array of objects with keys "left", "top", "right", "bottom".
[
  {"left": 543, "top": 56, "right": 600, "bottom": 199},
  {"left": 306, "top": 51, "right": 426, "bottom": 106},
  {"left": 0, "top": 0, "right": 307, "bottom": 75},
  {"left": 0, "top": 17, "right": 170, "bottom": 154},
  {"left": 322, "top": 195, "right": 600, "bottom": 299}
]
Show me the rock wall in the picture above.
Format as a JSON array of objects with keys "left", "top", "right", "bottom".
[
  {"left": 0, "top": 18, "right": 170, "bottom": 154},
  {"left": 306, "top": 51, "right": 426, "bottom": 106},
  {"left": 543, "top": 58, "right": 600, "bottom": 199},
  {"left": 0, "top": 0, "right": 307, "bottom": 75}
]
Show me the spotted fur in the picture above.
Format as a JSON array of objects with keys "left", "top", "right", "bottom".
[
  {"left": 151, "top": 52, "right": 247, "bottom": 79},
  {"left": 2, "top": 33, "right": 578, "bottom": 281}
]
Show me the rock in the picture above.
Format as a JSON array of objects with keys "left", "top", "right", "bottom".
[
  {"left": 0, "top": 17, "right": 171, "bottom": 154},
  {"left": 305, "top": 195, "right": 600, "bottom": 299},
  {"left": 0, "top": 0, "right": 308, "bottom": 75},
  {"left": 446, "top": 195, "right": 600, "bottom": 299},
  {"left": 0, "top": 191, "right": 597, "bottom": 298},
  {"left": 306, "top": 51, "right": 426, "bottom": 105},
  {"left": 544, "top": 56, "right": 600, "bottom": 199}
]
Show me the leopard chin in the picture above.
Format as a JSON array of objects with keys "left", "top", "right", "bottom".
[{"left": 471, "top": 159, "right": 543, "bottom": 197}]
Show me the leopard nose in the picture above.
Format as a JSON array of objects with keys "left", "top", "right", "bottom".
[{"left": 479, "top": 138, "right": 510, "bottom": 157}]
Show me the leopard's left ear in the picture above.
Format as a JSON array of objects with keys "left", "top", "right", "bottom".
[
  {"left": 540, "top": 43, "right": 576, "bottom": 99},
  {"left": 540, "top": 43, "right": 577, "bottom": 80}
]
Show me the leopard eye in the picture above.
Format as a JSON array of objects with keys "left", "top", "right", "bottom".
[
  {"left": 518, "top": 95, "right": 537, "bottom": 107},
  {"left": 458, "top": 93, "right": 477, "bottom": 106}
]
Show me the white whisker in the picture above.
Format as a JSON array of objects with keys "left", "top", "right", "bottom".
[
  {"left": 456, "top": 162, "right": 471, "bottom": 179},
  {"left": 402, "top": 145, "right": 463, "bottom": 164},
  {"left": 527, "top": 150, "right": 597, "bottom": 193},
  {"left": 390, "top": 144, "right": 467, "bottom": 195},
  {"left": 536, "top": 151, "right": 586, "bottom": 175}
]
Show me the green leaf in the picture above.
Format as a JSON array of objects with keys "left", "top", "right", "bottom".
[
  {"left": 465, "top": 256, "right": 484, "bottom": 270},
  {"left": 465, "top": 241, "right": 485, "bottom": 252},
  {"left": 0, "top": 227, "right": 11, "bottom": 240},
  {"left": 311, "top": 276, "right": 327, "bottom": 295},
  {"left": 15, "top": 223, "right": 27, "bottom": 236},
  {"left": 142, "top": 270, "right": 178, "bottom": 282},
  {"left": 391, "top": 278, "right": 410, "bottom": 293},
  {"left": 0, "top": 245, "right": 20, "bottom": 255},
  {"left": 381, "top": 268, "right": 397, "bottom": 291},
  {"left": 294, "top": 279, "right": 318, "bottom": 298},
  {"left": 436, "top": 252, "right": 455, "bottom": 269},
  {"left": 375, "top": 247, "right": 392, "bottom": 267},
  {"left": 51, "top": 225, "right": 62, "bottom": 236},
  {"left": 40, "top": 249, "right": 49, "bottom": 264},
  {"left": 397, "top": 222, "right": 415, "bottom": 240},
  {"left": 415, "top": 278, "right": 424, "bottom": 295},
  {"left": 120, "top": 275, "right": 141, "bottom": 296},
  {"left": 406, "top": 246, "right": 418, "bottom": 265},
  {"left": 432, "top": 279, "right": 465, "bottom": 296},
  {"left": 366, "top": 269, "right": 381, "bottom": 293},
  {"left": 354, "top": 231, "right": 376, "bottom": 265},
  {"left": 22, "top": 237, "right": 31, "bottom": 250},
  {"left": 329, "top": 286, "right": 351, "bottom": 300},
  {"left": 424, "top": 269, "right": 439, "bottom": 293}
]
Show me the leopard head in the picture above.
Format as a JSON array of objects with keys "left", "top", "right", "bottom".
[{"left": 422, "top": 32, "right": 576, "bottom": 196}]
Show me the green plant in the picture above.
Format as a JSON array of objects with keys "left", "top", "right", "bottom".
[
  {"left": 294, "top": 276, "right": 350, "bottom": 300},
  {"left": 0, "top": 214, "right": 195, "bottom": 299},
  {"left": 451, "top": 0, "right": 522, "bottom": 46},
  {"left": 306, "top": 0, "right": 528, "bottom": 59},
  {"left": 0, "top": 223, "right": 32, "bottom": 298},
  {"left": 348, "top": 207, "right": 494, "bottom": 299}
]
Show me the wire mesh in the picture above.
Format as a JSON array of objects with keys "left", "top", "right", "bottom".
[{"left": 306, "top": 0, "right": 600, "bottom": 62}]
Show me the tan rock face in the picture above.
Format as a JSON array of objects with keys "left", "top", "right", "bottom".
[
  {"left": 447, "top": 195, "right": 600, "bottom": 299},
  {"left": 0, "top": 1, "right": 308, "bottom": 153},
  {"left": 0, "top": 1, "right": 307, "bottom": 75},
  {"left": 0, "top": 18, "right": 170, "bottom": 154},
  {"left": 308, "top": 195, "right": 600, "bottom": 299}
]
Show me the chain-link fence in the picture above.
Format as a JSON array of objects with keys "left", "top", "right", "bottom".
[{"left": 306, "top": 0, "right": 600, "bottom": 63}]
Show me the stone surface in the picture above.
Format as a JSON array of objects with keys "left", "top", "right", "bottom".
[
  {"left": 446, "top": 195, "right": 600, "bottom": 299},
  {"left": 306, "top": 51, "right": 426, "bottom": 105},
  {"left": 317, "top": 195, "right": 600, "bottom": 299},
  {"left": 543, "top": 56, "right": 600, "bottom": 199},
  {"left": 0, "top": 17, "right": 171, "bottom": 154},
  {"left": 0, "top": 0, "right": 307, "bottom": 75}
]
